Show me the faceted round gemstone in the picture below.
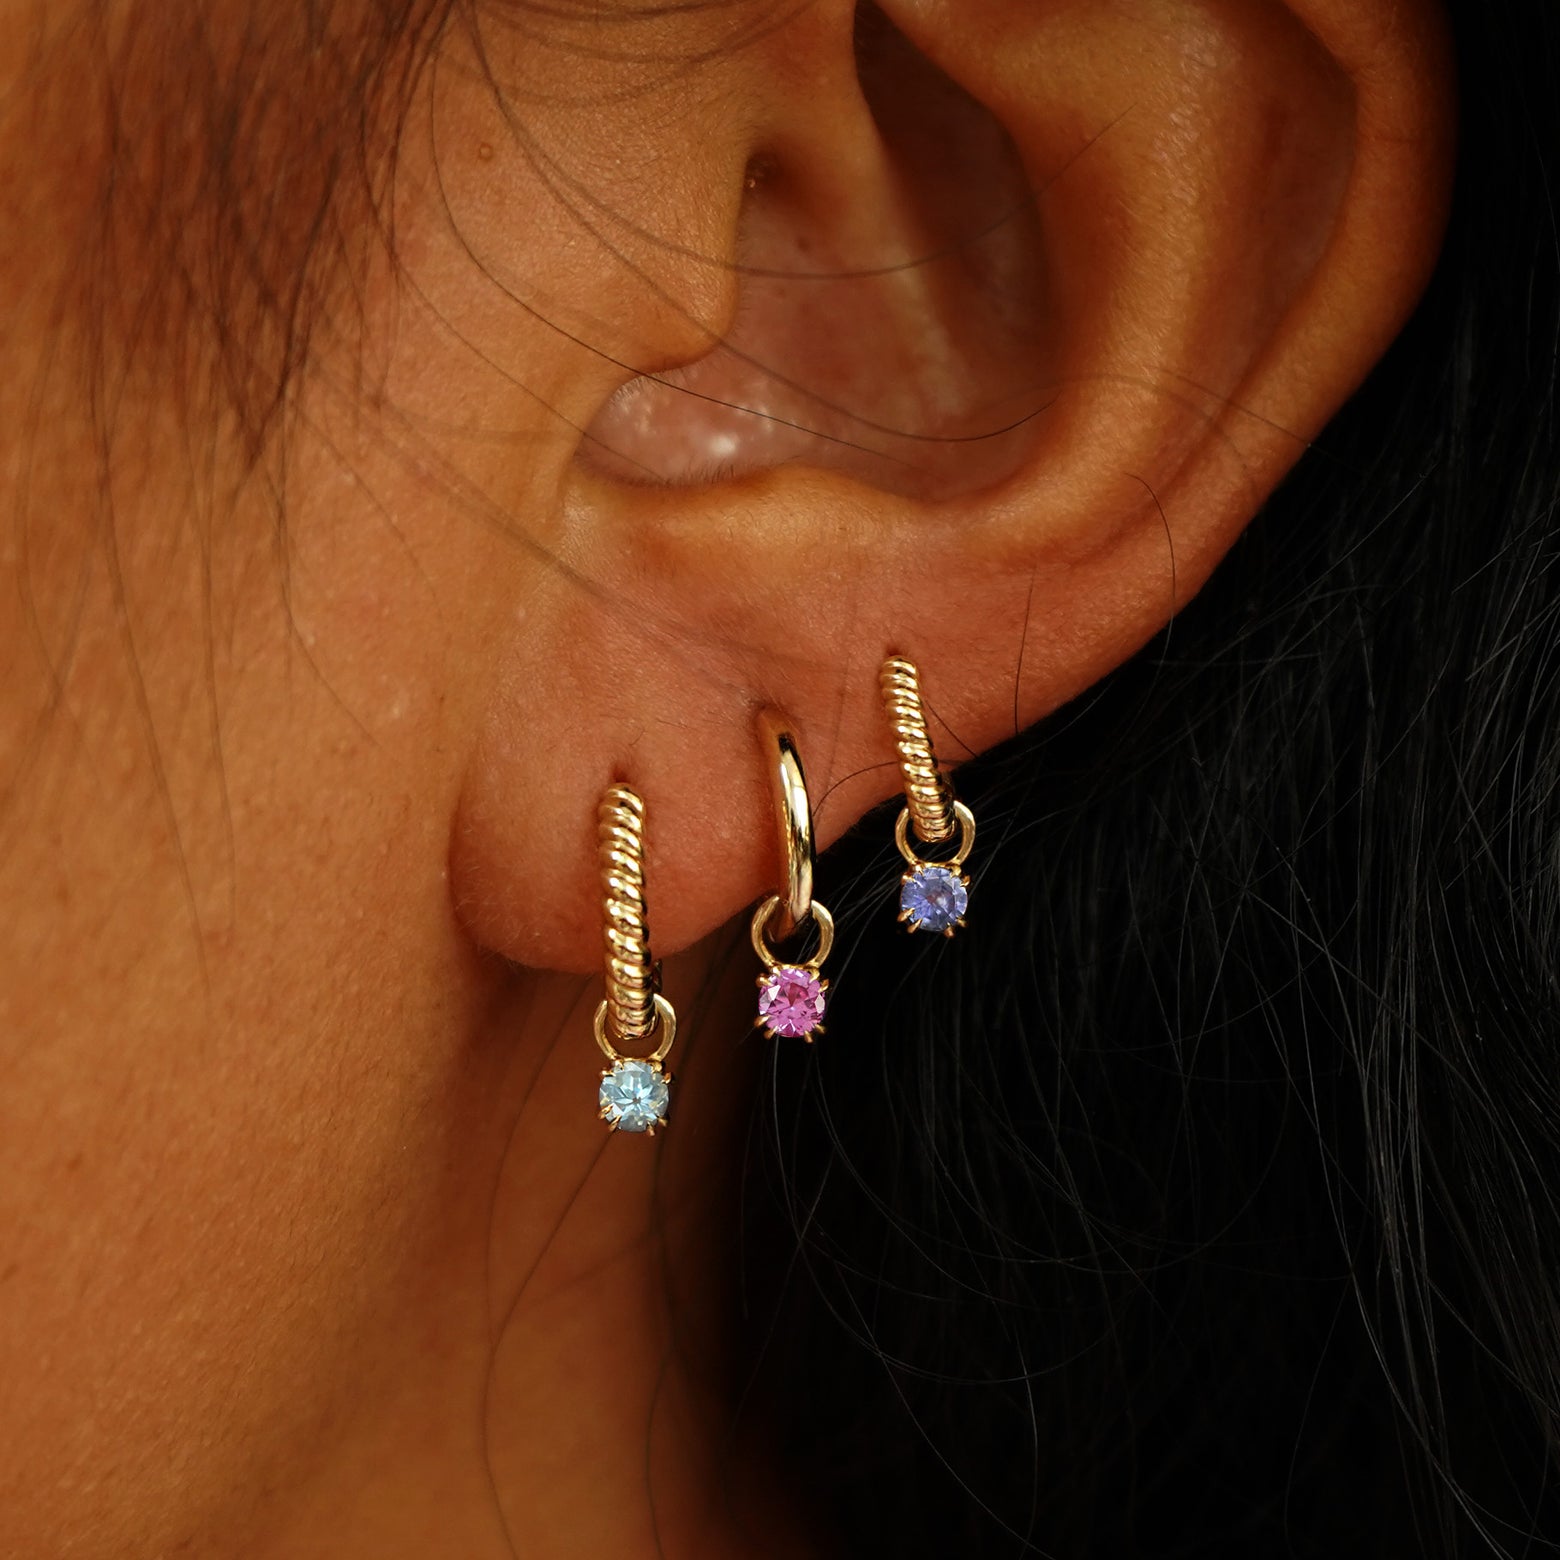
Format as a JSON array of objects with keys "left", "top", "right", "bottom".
[
  {"left": 757, "top": 965, "right": 827, "bottom": 1038},
  {"left": 599, "top": 1059, "right": 670, "bottom": 1133},
  {"left": 900, "top": 865, "right": 969, "bottom": 933}
]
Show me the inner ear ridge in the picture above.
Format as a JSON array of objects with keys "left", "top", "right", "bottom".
[{"left": 576, "top": 2, "right": 1052, "bottom": 500}]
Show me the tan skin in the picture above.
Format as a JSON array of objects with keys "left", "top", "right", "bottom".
[{"left": 0, "top": 0, "right": 1454, "bottom": 1554}]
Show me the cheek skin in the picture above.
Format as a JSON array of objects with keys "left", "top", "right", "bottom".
[
  {"left": 0, "top": 352, "right": 538, "bottom": 1550},
  {"left": 0, "top": 15, "right": 753, "bottom": 1540}
]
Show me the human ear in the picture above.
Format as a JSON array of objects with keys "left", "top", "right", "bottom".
[{"left": 449, "top": 0, "right": 1454, "bottom": 971}]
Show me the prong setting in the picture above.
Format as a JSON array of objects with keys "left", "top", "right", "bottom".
[
  {"left": 756, "top": 965, "right": 829, "bottom": 1040},
  {"left": 898, "top": 863, "right": 970, "bottom": 935},
  {"left": 598, "top": 1057, "right": 671, "bottom": 1134}
]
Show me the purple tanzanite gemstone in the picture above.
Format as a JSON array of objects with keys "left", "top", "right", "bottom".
[{"left": 900, "top": 865, "right": 969, "bottom": 933}]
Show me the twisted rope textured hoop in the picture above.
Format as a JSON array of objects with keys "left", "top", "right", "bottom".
[
  {"left": 598, "top": 784, "right": 655, "bottom": 1046},
  {"left": 880, "top": 656, "right": 954, "bottom": 845}
]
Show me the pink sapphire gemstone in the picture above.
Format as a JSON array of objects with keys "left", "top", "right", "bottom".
[{"left": 758, "top": 965, "right": 826, "bottom": 1038}]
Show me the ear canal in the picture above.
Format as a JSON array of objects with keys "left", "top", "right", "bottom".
[{"left": 578, "top": 1, "right": 1049, "bottom": 501}]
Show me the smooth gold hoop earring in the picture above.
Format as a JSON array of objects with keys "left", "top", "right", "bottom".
[
  {"left": 750, "top": 711, "right": 834, "bottom": 1041},
  {"left": 880, "top": 656, "right": 976, "bottom": 936},
  {"left": 594, "top": 784, "right": 675, "bottom": 1134}
]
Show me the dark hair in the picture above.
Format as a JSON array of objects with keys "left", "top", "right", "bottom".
[
  {"left": 54, "top": 0, "right": 450, "bottom": 464},
  {"left": 743, "top": 6, "right": 1560, "bottom": 1557}
]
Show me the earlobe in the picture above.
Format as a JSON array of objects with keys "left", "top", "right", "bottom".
[{"left": 449, "top": 0, "right": 1455, "bottom": 974}]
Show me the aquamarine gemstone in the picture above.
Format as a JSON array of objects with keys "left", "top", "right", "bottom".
[
  {"left": 900, "top": 865, "right": 969, "bottom": 933},
  {"left": 599, "top": 1059, "right": 669, "bottom": 1133}
]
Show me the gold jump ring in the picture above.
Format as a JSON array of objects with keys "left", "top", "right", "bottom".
[
  {"left": 750, "top": 895, "right": 835, "bottom": 972},
  {"left": 594, "top": 991, "right": 677, "bottom": 1067},
  {"left": 894, "top": 800, "right": 977, "bottom": 871}
]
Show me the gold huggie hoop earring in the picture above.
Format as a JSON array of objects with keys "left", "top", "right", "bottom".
[
  {"left": 880, "top": 656, "right": 976, "bottom": 936},
  {"left": 594, "top": 784, "right": 676, "bottom": 1134},
  {"left": 750, "top": 711, "right": 835, "bottom": 1041}
]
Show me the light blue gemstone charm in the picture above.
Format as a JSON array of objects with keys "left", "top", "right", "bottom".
[
  {"left": 599, "top": 1058, "right": 670, "bottom": 1134},
  {"left": 594, "top": 992, "right": 676, "bottom": 1136}
]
